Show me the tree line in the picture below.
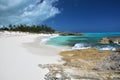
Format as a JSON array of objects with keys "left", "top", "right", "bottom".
[{"left": 0, "top": 24, "right": 55, "bottom": 33}]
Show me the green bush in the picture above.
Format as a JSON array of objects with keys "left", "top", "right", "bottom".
[{"left": 0, "top": 24, "right": 55, "bottom": 33}]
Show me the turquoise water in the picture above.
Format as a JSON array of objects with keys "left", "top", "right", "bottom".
[{"left": 46, "top": 32, "right": 120, "bottom": 50}]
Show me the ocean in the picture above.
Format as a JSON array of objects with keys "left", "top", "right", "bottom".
[{"left": 46, "top": 32, "right": 120, "bottom": 50}]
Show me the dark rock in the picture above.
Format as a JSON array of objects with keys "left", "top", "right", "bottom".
[
  {"left": 96, "top": 52, "right": 120, "bottom": 71},
  {"left": 59, "top": 32, "right": 83, "bottom": 36},
  {"left": 109, "top": 77, "right": 120, "bottom": 80},
  {"left": 100, "top": 37, "right": 110, "bottom": 44},
  {"left": 115, "top": 48, "right": 120, "bottom": 52},
  {"left": 100, "top": 36, "right": 120, "bottom": 44}
]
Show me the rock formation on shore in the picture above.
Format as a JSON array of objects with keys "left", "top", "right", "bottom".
[
  {"left": 39, "top": 48, "right": 120, "bottom": 80},
  {"left": 60, "top": 48, "right": 112, "bottom": 70},
  {"left": 100, "top": 36, "right": 120, "bottom": 44},
  {"left": 116, "top": 48, "right": 120, "bottom": 52},
  {"left": 96, "top": 52, "right": 120, "bottom": 71}
]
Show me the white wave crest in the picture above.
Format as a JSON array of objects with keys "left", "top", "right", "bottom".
[
  {"left": 72, "top": 43, "right": 91, "bottom": 50},
  {"left": 72, "top": 43, "right": 117, "bottom": 51},
  {"left": 96, "top": 45, "right": 116, "bottom": 51},
  {"left": 40, "top": 38, "right": 49, "bottom": 44},
  {"left": 40, "top": 34, "right": 59, "bottom": 44}
]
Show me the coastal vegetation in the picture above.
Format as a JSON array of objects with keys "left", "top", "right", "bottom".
[
  {"left": 0, "top": 24, "right": 84, "bottom": 36},
  {"left": 0, "top": 24, "right": 55, "bottom": 33}
]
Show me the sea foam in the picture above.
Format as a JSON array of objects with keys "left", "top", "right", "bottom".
[
  {"left": 95, "top": 45, "right": 116, "bottom": 51},
  {"left": 72, "top": 43, "right": 116, "bottom": 51},
  {"left": 72, "top": 43, "right": 91, "bottom": 50}
]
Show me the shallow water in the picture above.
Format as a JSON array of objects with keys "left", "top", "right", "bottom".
[{"left": 46, "top": 32, "right": 120, "bottom": 50}]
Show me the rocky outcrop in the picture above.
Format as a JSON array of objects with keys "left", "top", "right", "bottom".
[
  {"left": 60, "top": 48, "right": 112, "bottom": 70},
  {"left": 100, "top": 38, "right": 110, "bottom": 44},
  {"left": 38, "top": 64, "right": 71, "bottom": 80},
  {"left": 60, "top": 48, "right": 120, "bottom": 79},
  {"left": 96, "top": 52, "right": 120, "bottom": 71},
  {"left": 39, "top": 49, "right": 120, "bottom": 80},
  {"left": 100, "top": 36, "right": 120, "bottom": 44},
  {"left": 115, "top": 48, "right": 120, "bottom": 52},
  {"left": 59, "top": 32, "right": 83, "bottom": 36},
  {"left": 108, "top": 36, "right": 120, "bottom": 44}
]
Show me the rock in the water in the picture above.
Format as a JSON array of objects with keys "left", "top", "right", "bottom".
[
  {"left": 115, "top": 48, "right": 120, "bottom": 52},
  {"left": 100, "top": 36, "right": 120, "bottom": 44},
  {"left": 108, "top": 36, "right": 120, "bottom": 44},
  {"left": 100, "top": 38, "right": 110, "bottom": 44},
  {"left": 59, "top": 32, "right": 83, "bottom": 36}
]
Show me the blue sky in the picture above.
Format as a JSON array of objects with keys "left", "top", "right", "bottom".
[
  {"left": 0, "top": 0, "right": 120, "bottom": 32},
  {"left": 0, "top": 0, "right": 60, "bottom": 26}
]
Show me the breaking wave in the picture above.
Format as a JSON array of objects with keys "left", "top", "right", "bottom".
[
  {"left": 72, "top": 43, "right": 91, "bottom": 50},
  {"left": 72, "top": 43, "right": 117, "bottom": 51},
  {"left": 95, "top": 45, "right": 116, "bottom": 51}
]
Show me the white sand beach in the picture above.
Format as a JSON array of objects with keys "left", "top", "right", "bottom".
[{"left": 0, "top": 31, "right": 62, "bottom": 80}]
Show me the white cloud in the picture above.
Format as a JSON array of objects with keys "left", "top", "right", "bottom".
[
  {"left": 0, "top": 0, "right": 24, "bottom": 10},
  {"left": 0, "top": 0, "right": 60, "bottom": 26}
]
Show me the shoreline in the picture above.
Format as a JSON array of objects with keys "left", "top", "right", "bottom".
[
  {"left": 0, "top": 31, "right": 62, "bottom": 80},
  {"left": 23, "top": 34, "right": 62, "bottom": 56},
  {"left": 0, "top": 31, "right": 120, "bottom": 80}
]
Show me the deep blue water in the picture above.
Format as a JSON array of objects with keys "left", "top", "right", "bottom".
[{"left": 46, "top": 32, "right": 120, "bottom": 50}]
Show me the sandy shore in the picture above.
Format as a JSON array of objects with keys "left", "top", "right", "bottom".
[{"left": 0, "top": 31, "right": 62, "bottom": 80}]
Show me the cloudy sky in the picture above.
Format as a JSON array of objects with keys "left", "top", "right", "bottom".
[
  {"left": 0, "top": 0, "right": 60, "bottom": 25},
  {"left": 0, "top": 0, "right": 120, "bottom": 32}
]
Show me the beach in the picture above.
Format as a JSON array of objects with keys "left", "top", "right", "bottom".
[
  {"left": 0, "top": 31, "right": 62, "bottom": 80},
  {"left": 0, "top": 31, "right": 120, "bottom": 80}
]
